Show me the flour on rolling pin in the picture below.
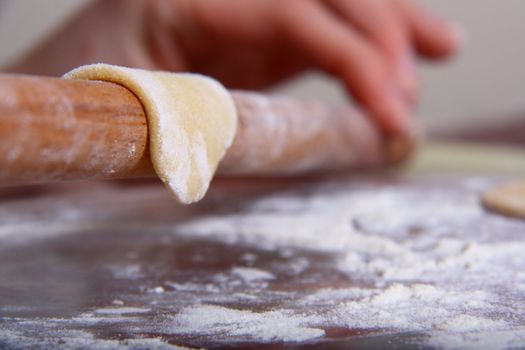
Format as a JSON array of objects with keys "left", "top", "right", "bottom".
[{"left": 64, "top": 64, "right": 237, "bottom": 204}]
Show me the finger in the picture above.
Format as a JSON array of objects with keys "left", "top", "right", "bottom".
[
  {"left": 326, "top": 0, "right": 419, "bottom": 103},
  {"left": 394, "top": 0, "right": 463, "bottom": 59},
  {"left": 276, "top": 0, "right": 411, "bottom": 136}
]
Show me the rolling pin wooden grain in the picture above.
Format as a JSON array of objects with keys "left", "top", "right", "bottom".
[{"left": 0, "top": 74, "right": 413, "bottom": 185}]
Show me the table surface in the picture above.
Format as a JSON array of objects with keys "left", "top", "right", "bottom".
[{"left": 1, "top": 142, "right": 525, "bottom": 350}]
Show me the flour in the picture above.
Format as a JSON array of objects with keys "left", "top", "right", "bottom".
[
  {"left": 0, "top": 329, "right": 187, "bottom": 350},
  {"left": 64, "top": 307, "right": 153, "bottom": 326},
  {"left": 439, "top": 315, "right": 508, "bottom": 332},
  {"left": 2, "top": 176, "right": 525, "bottom": 349},
  {"left": 174, "top": 177, "right": 525, "bottom": 347},
  {"left": 165, "top": 281, "right": 220, "bottom": 293},
  {"left": 148, "top": 286, "right": 166, "bottom": 294},
  {"left": 170, "top": 304, "right": 324, "bottom": 342},
  {"left": 109, "top": 265, "right": 144, "bottom": 280},
  {"left": 328, "top": 284, "right": 502, "bottom": 332},
  {"left": 428, "top": 327, "right": 525, "bottom": 350},
  {"left": 93, "top": 307, "right": 151, "bottom": 315},
  {"left": 231, "top": 267, "right": 275, "bottom": 282}
]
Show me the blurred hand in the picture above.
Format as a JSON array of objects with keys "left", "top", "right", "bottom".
[
  {"left": 11, "top": 0, "right": 462, "bottom": 136},
  {"left": 148, "top": 0, "right": 461, "bottom": 135}
]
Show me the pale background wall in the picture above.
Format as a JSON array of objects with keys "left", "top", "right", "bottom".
[{"left": 1, "top": 0, "right": 524, "bottom": 132}]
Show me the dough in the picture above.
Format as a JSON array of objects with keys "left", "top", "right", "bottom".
[
  {"left": 64, "top": 64, "right": 237, "bottom": 204},
  {"left": 482, "top": 180, "right": 525, "bottom": 219}
]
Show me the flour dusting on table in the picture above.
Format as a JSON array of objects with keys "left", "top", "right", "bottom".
[
  {"left": 1, "top": 176, "right": 525, "bottom": 349},
  {"left": 174, "top": 177, "right": 525, "bottom": 347},
  {"left": 171, "top": 304, "right": 324, "bottom": 342}
]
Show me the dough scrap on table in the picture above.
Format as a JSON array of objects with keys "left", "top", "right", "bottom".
[
  {"left": 482, "top": 179, "right": 525, "bottom": 219},
  {"left": 64, "top": 64, "right": 237, "bottom": 204}
]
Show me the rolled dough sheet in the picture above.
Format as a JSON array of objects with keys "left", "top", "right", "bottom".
[
  {"left": 64, "top": 64, "right": 237, "bottom": 204},
  {"left": 482, "top": 179, "right": 525, "bottom": 219}
]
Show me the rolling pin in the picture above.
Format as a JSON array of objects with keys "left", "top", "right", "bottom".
[{"left": 0, "top": 74, "right": 413, "bottom": 185}]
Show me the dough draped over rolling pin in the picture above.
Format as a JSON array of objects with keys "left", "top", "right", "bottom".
[{"left": 64, "top": 64, "right": 237, "bottom": 204}]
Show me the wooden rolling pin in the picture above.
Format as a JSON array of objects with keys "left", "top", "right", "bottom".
[{"left": 0, "top": 74, "right": 412, "bottom": 185}]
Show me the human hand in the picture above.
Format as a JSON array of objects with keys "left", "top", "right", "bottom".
[
  {"left": 10, "top": 0, "right": 461, "bottom": 136},
  {"left": 145, "top": 0, "right": 461, "bottom": 136}
]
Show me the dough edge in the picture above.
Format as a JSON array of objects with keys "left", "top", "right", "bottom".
[
  {"left": 64, "top": 63, "right": 237, "bottom": 204},
  {"left": 482, "top": 180, "right": 525, "bottom": 219}
]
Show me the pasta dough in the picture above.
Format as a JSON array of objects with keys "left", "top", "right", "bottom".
[
  {"left": 482, "top": 180, "right": 525, "bottom": 219},
  {"left": 64, "top": 64, "right": 237, "bottom": 204}
]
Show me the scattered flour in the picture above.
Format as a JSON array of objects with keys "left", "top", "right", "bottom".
[
  {"left": 439, "top": 315, "right": 508, "bottom": 333},
  {"left": 327, "top": 284, "right": 500, "bottom": 332},
  {"left": 149, "top": 286, "right": 166, "bottom": 294},
  {"left": 174, "top": 179, "right": 525, "bottom": 347},
  {"left": 231, "top": 267, "right": 275, "bottom": 282},
  {"left": 429, "top": 327, "right": 525, "bottom": 350},
  {"left": 171, "top": 304, "right": 324, "bottom": 342},
  {"left": 93, "top": 307, "right": 151, "bottom": 315},
  {"left": 68, "top": 308, "right": 152, "bottom": 326},
  {"left": 109, "top": 264, "right": 144, "bottom": 279},
  {"left": 2, "top": 177, "right": 525, "bottom": 349},
  {"left": 165, "top": 281, "right": 220, "bottom": 293},
  {"left": 0, "top": 328, "right": 187, "bottom": 350}
]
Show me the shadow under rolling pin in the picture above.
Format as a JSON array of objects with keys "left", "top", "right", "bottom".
[{"left": 0, "top": 74, "right": 412, "bottom": 185}]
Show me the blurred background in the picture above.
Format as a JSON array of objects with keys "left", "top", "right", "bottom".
[{"left": 1, "top": 0, "right": 524, "bottom": 134}]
